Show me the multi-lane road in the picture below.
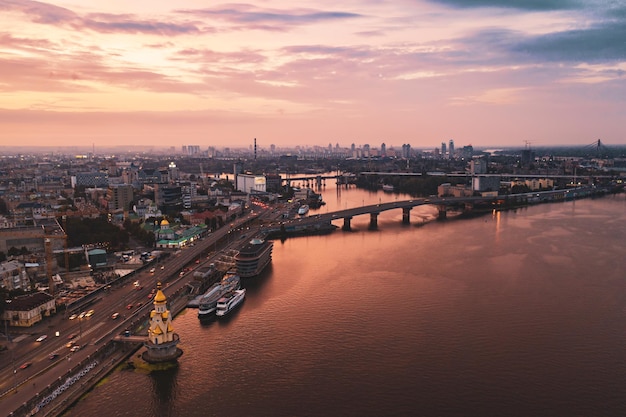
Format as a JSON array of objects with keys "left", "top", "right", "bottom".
[{"left": 0, "top": 206, "right": 275, "bottom": 414}]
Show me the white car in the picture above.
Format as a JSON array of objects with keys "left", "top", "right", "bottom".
[{"left": 36, "top": 335, "right": 47, "bottom": 342}]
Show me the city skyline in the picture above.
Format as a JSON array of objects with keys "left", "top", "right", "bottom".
[{"left": 1, "top": 0, "right": 625, "bottom": 149}]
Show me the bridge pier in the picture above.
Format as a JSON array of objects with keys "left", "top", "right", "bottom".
[
  {"left": 316, "top": 175, "right": 322, "bottom": 188},
  {"left": 437, "top": 205, "right": 447, "bottom": 220},
  {"left": 369, "top": 212, "right": 379, "bottom": 230},
  {"left": 342, "top": 217, "right": 352, "bottom": 231},
  {"left": 402, "top": 207, "right": 411, "bottom": 224}
]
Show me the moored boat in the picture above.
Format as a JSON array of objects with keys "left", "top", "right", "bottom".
[
  {"left": 215, "top": 289, "right": 246, "bottom": 317},
  {"left": 297, "top": 204, "right": 309, "bottom": 215},
  {"left": 197, "top": 273, "right": 241, "bottom": 319}
]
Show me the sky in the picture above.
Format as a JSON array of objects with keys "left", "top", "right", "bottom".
[{"left": 1, "top": 0, "right": 625, "bottom": 150}]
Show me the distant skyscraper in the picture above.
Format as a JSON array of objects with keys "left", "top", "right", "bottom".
[
  {"left": 441, "top": 142, "right": 447, "bottom": 158},
  {"left": 449, "top": 139, "right": 455, "bottom": 159},
  {"left": 401, "top": 144, "right": 411, "bottom": 158},
  {"left": 168, "top": 162, "right": 179, "bottom": 181},
  {"left": 381, "top": 142, "right": 386, "bottom": 156}
]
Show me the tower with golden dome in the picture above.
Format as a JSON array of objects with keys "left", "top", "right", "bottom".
[{"left": 142, "top": 282, "right": 183, "bottom": 363}]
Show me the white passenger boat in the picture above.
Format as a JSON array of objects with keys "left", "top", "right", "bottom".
[
  {"left": 297, "top": 204, "right": 309, "bottom": 215},
  {"left": 197, "top": 274, "right": 241, "bottom": 319},
  {"left": 215, "top": 289, "right": 246, "bottom": 317}
]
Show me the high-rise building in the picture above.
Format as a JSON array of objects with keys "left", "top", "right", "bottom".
[
  {"left": 168, "top": 162, "right": 179, "bottom": 181},
  {"left": 107, "top": 184, "right": 134, "bottom": 212},
  {"left": 401, "top": 144, "right": 411, "bottom": 159},
  {"left": 449, "top": 139, "right": 455, "bottom": 159}
]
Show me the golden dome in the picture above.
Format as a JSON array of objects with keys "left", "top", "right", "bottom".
[{"left": 160, "top": 219, "right": 169, "bottom": 226}]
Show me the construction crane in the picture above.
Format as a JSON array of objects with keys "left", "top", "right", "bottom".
[
  {"left": 44, "top": 234, "right": 68, "bottom": 296},
  {"left": 42, "top": 215, "right": 69, "bottom": 296}
]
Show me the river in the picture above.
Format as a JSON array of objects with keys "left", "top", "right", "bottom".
[{"left": 64, "top": 185, "right": 626, "bottom": 417}]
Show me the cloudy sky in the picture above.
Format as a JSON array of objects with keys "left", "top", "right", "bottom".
[{"left": 1, "top": 0, "right": 624, "bottom": 150}]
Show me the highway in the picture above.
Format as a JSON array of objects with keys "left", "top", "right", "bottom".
[{"left": 0, "top": 207, "right": 271, "bottom": 416}]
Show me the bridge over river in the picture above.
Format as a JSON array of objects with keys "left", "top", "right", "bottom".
[{"left": 267, "top": 186, "right": 610, "bottom": 233}]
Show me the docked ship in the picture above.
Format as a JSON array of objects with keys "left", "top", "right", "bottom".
[
  {"left": 235, "top": 238, "right": 273, "bottom": 278},
  {"left": 382, "top": 184, "right": 394, "bottom": 192},
  {"left": 297, "top": 204, "right": 310, "bottom": 215},
  {"left": 215, "top": 289, "right": 246, "bottom": 317},
  {"left": 197, "top": 273, "right": 241, "bottom": 319}
]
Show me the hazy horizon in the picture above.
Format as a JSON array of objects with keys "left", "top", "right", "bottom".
[{"left": 2, "top": 1, "right": 625, "bottom": 148}]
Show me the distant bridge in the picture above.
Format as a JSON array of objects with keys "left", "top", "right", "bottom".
[
  {"left": 280, "top": 171, "right": 616, "bottom": 190},
  {"left": 282, "top": 173, "right": 356, "bottom": 188}
]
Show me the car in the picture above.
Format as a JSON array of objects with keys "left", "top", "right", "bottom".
[
  {"left": 69, "top": 314, "right": 77, "bottom": 320},
  {"left": 149, "top": 268, "right": 155, "bottom": 274},
  {"left": 78, "top": 311, "right": 86, "bottom": 319},
  {"left": 85, "top": 309, "right": 95, "bottom": 317},
  {"left": 111, "top": 312, "right": 120, "bottom": 320},
  {"left": 160, "top": 265, "right": 164, "bottom": 270},
  {"left": 36, "top": 335, "right": 47, "bottom": 342},
  {"left": 67, "top": 333, "right": 77, "bottom": 340},
  {"left": 136, "top": 302, "right": 143, "bottom": 307},
  {"left": 48, "top": 352, "right": 59, "bottom": 360},
  {"left": 126, "top": 304, "right": 133, "bottom": 310},
  {"left": 20, "top": 362, "right": 32, "bottom": 369},
  {"left": 70, "top": 345, "right": 80, "bottom": 352},
  {"left": 135, "top": 285, "right": 143, "bottom": 291},
  {"left": 66, "top": 341, "right": 75, "bottom": 348}
]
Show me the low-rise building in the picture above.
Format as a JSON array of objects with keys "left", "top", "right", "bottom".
[
  {"left": 0, "top": 260, "right": 30, "bottom": 291},
  {"left": 3, "top": 292, "right": 56, "bottom": 327}
]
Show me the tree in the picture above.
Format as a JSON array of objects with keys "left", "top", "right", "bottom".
[{"left": 64, "top": 217, "right": 130, "bottom": 251}]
